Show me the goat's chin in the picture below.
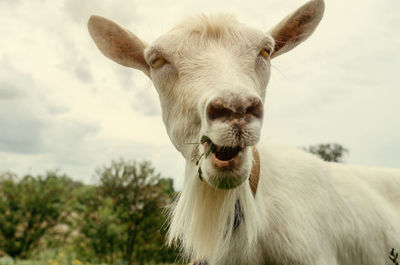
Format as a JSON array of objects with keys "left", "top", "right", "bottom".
[{"left": 202, "top": 147, "right": 252, "bottom": 189}]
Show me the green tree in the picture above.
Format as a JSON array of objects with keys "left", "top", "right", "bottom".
[
  {"left": 304, "top": 143, "right": 348, "bottom": 162},
  {"left": 76, "top": 160, "right": 177, "bottom": 265},
  {"left": 0, "top": 172, "right": 79, "bottom": 258}
]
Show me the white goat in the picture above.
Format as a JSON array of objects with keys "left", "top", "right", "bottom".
[{"left": 88, "top": 0, "right": 400, "bottom": 264}]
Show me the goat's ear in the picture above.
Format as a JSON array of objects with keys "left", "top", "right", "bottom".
[
  {"left": 88, "top": 15, "right": 150, "bottom": 77},
  {"left": 269, "top": 0, "right": 325, "bottom": 59}
]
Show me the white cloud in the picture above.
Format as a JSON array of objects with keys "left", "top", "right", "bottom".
[
  {"left": 263, "top": 0, "right": 400, "bottom": 168},
  {"left": 0, "top": 58, "right": 100, "bottom": 155}
]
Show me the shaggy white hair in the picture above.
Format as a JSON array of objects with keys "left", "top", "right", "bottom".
[
  {"left": 168, "top": 161, "right": 266, "bottom": 263},
  {"left": 169, "top": 141, "right": 400, "bottom": 264}
]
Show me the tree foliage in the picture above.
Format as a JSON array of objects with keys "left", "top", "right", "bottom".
[
  {"left": 304, "top": 143, "right": 348, "bottom": 162},
  {"left": 75, "top": 160, "right": 177, "bottom": 265},
  {"left": 0, "top": 172, "right": 80, "bottom": 258},
  {"left": 0, "top": 161, "right": 177, "bottom": 264}
]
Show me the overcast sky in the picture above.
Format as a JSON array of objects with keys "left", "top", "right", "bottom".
[{"left": 0, "top": 0, "right": 399, "bottom": 189}]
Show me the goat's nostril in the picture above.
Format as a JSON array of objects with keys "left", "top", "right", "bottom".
[
  {"left": 206, "top": 97, "right": 263, "bottom": 121},
  {"left": 207, "top": 101, "right": 233, "bottom": 121},
  {"left": 245, "top": 99, "right": 263, "bottom": 119}
]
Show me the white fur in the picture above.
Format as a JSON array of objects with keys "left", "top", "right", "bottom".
[
  {"left": 88, "top": 1, "right": 400, "bottom": 264},
  {"left": 168, "top": 141, "right": 400, "bottom": 265}
]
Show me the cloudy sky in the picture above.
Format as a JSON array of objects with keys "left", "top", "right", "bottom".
[{"left": 0, "top": 0, "right": 399, "bottom": 189}]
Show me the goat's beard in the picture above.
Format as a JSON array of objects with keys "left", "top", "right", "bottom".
[{"left": 167, "top": 162, "right": 266, "bottom": 263}]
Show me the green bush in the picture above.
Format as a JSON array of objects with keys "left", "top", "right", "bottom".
[
  {"left": 0, "top": 161, "right": 178, "bottom": 264},
  {"left": 304, "top": 143, "right": 348, "bottom": 162},
  {"left": 0, "top": 172, "right": 81, "bottom": 258},
  {"left": 72, "top": 160, "right": 178, "bottom": 265}
]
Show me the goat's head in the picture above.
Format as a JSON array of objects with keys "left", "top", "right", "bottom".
[{"left": 88, "top": 0, "right": 324, "bottom": 190}]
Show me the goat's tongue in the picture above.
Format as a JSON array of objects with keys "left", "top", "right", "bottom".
[
  {"left": 211, "top": 145, "right": 242, "bottom": 170},
  {"left": 202, "top": 140, "right": 242, "bottom": 169}
]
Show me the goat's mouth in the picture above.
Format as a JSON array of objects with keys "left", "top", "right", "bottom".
[
  {"left": 203, "top": 140, "right": 243, "bottom": 170},
  {"left": 199, "top": 136, "right": 252, "bottom": 189}
]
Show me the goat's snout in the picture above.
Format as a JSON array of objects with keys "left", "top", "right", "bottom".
[{"left": 206, "top": 96, "right": 263, "bottom": 123}]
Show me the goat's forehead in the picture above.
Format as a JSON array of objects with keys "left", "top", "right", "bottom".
[{"left": 146, "top": 14, "right": 268, "bottom": 57}]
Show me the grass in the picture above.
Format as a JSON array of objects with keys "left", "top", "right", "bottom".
[
  {"left": 0, "top": 250, "right": 177, "bottom": 265},
  {"left": 390, "top": 248, "right": 399, "bottom": 265},
  {"left": 0, "top": 258, "right": 176, "bottom": 265},
  {"left": 0, "top": 253, "right": 104, "bottom": 265}
]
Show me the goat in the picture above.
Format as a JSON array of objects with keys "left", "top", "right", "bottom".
[{"left": 87, "top": 0, "right": 400, "bottom": 264}]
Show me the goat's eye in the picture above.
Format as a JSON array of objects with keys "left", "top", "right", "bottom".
[
  {"left": 150, "top": 55, "right": 166, "bottom": 69},
  {"left": 259, "top": 47, "right": 271, "bottom": 59}
]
